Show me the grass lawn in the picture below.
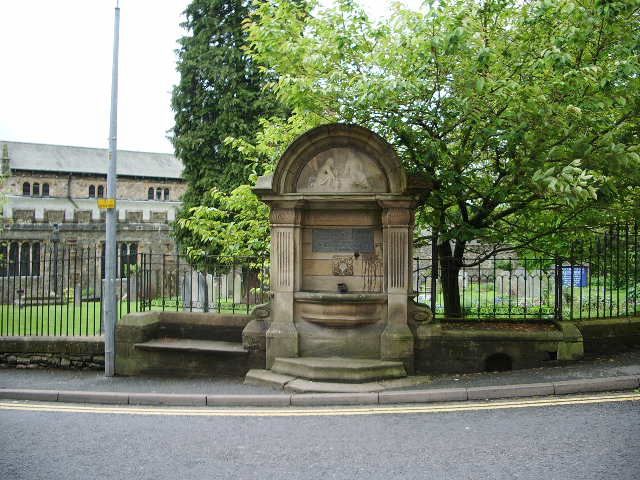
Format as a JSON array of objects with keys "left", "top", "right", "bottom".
[
  {"left": 418, "top": 283, "right": 637, "bottom": 319},
  {"left": 0, "top": 301, "right": 148, "bottom": 336},
  {"left": 0, "top": 298, "right": 258, "bottom": 336}
]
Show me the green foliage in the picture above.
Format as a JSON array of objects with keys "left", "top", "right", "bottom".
[
  {"left": 242, "top": 0, "right": 640, "bottom": 258},
  {"left": 175, "top": 183, "right": 270, "bottom": 266},
  {"left": 171, "top": 0, "right": 285, "bottom": 254}
]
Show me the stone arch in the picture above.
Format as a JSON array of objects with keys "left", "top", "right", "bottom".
[
  {"left": 271, "top": 124, "right": 407, "bottom": 195},
  {"left": 484, "top": 352, "right": 513, "bottom": 372}
]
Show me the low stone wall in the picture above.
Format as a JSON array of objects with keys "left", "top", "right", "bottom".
[
  {"left": 6, "top": 316, "right": 637, "bottom": 376},
  {"left": 116, "top": 311, "right": 256, "bottom": 377},
  {"left": 0, "top": 336, "right": 104, "bottom": 370},
  {"left": 575, "top": 316, "right": 640, "bottom": 354},
  {"left": 414, "top": 321, "right": 583, "bottom": 374}
]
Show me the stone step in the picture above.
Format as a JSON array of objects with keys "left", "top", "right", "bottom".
[
  {"left": 271, "top": 356, "right": 407, "bottom": 383},
  {"left": 134, "top": 338, "right": 248, "bottom": 355},
  {"left": 245, "top": 369, "right": 430, "bottom": 393}
]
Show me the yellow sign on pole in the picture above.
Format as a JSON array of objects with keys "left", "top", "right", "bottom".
[{"left": 97, "top": 198, "right": 116, "bottom": 209}]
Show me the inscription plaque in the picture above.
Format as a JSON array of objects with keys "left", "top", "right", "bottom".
[{"left": 312, "top": 229, "right": 374, "bottom": 253}]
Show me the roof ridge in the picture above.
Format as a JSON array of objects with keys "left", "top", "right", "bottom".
[
  {"left": 0, "top": 140, "right": 175, "bottom": 156},
  {"left": 2, "top": 140, "right": 183, "bottom": 180}
]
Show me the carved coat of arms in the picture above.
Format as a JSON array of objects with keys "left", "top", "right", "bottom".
[{"left": 332, "top": 256, "right": 354, "bottom": 276}]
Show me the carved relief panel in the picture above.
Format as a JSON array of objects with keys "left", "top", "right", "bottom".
[{"left": 296, "top": 147, "right": 387, "bottom": 193}]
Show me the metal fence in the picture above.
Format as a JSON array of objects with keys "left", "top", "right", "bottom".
[
  {"left": 415, "top": 257, "right": 558, "bottom": 319},
  {"left": 136, "top": 253, "right": 269, "bottom": 315},
  {"left": 415, "top": 224, "right": 639, "bottom": 320},
  {"left": 0, "top": 223, "right": 637, "bottom": 336},
  {"left": 0, "top": 248, "right": 269, "bottom": 337}
]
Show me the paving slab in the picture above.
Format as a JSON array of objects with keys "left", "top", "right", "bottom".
[
  {"left": 128, "top": 393, "right": 206, "bottom": 406},
  {"left": 0, "top": 388, "right": 58, "bottom": 402},
  {"left": 0, "top": 369, "right": 274, "bottom": 395},
  {"left": 412, "top": 350, "right": 640, "bottom": 390},
  {"left": 284, "top": 378, "right": 385, "bottom": 393},
  {"left": 1, "top": 349, "right": 639, "bottom": 406},
  {"left": 467, "top": 383, "right": 555, "bottom": 400},
  {"left": 379, "top": 376, "right": 431, "bottom": 390},
  {"left": 553, "top": 376, "right": 640, "bottom": 395},
  {"left": 244, "top": 369, "right": 295, "bottom": 390},
  {"left": 379, "top": 388, "right": 468, "bottom": 404},
  {"left": 57, "top": 391, "right": 129, "bottom": 405},
  {"left": 291, "top": 392, "right": 379, "bottom": 406},
  {"left": 207, "top": 394, "right": 291, "bottom": 407}
]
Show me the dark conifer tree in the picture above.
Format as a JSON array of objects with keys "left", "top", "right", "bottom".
[{"left": 171, "top": 0, "right": 282, "bottom": 250}]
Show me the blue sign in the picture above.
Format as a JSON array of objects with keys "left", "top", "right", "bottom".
[{"left": 562, "top": 266, "right": 588, "bottom": 287}]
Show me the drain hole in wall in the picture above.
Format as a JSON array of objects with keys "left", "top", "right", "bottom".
[
  {"left": 485, "top": 353, "right": 512, "bottom": 372},
  {"left": 546, "top": 351, "right": 558, "bottom": 361}
]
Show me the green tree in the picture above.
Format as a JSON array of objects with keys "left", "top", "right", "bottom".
[
  {"left": 239, "top": 0, "right": 640, "bottom": 316},
  {"left": 176, "top": 182, "right": 270, "bottom": 264},
  {"left": 171, "top": 0, "right": 284, "bottom": 253}
]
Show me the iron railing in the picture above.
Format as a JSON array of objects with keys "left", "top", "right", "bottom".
[
  {"left": 136, "top": 253, "right": 269, "bottom": 315},
  {"left": 0, "top": 248, "right": 269, "bottom": 336},
  {"left": 414, "top": 257, "right": 558, "bottom": 320},
  {"left": 415, "top": 224, "right": 639, "bottom": 320},
  {"left": 0, "top": 223, "right": 637, "bottom": 336}
]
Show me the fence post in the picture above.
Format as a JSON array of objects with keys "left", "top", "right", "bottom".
[
  {"left": 554, "top": 257, "right": 563, "bottom": 321},
  {"left": 430, "top": 232, "right": 438, "bottom": 318}
]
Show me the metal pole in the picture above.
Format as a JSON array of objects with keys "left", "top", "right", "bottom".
[
  {"left": 430, "top": 232, "right": 438, "bottom": 317},
  {"left": 104, "top": 1, "right": 120, "bottom": 377}
]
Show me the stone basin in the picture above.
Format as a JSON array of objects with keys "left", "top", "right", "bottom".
[{"left": 295, "top": 291, "right": 386, "bottom": 328}]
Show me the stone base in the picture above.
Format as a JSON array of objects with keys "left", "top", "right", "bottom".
[
  {"left": 270, "top": 356, "right": 407, "bottom": 383},
  {"left": 245, "top": 368, "right": 430, "bottom": 393},
  {"left": 266, "top": 322, "right": 299, "bottom": 368},
  {"left": 414, "top": 321, "right": 584, "bottom": 374},
  {"left": 380, "top": 324, "right": 415, "bottom": 373}
]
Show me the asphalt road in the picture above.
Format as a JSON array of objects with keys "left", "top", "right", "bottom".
[{"left": 1, "top": 397, "right": 638, "bottom": 480}]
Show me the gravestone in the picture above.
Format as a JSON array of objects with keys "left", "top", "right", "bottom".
[{"left": 250, "top": 124, "right": 431, "bottom": 374}]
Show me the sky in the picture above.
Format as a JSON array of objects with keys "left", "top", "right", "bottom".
[{"left": 0, "top": 1, "right": 421, "bottom": 154}]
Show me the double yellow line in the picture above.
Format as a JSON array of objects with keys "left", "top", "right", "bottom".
[{"left": 0, "top": 392, "right": 638, "bottom": 417}]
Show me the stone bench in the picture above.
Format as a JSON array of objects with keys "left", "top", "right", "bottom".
[{"left": 115, "top": 311, "right": 259, "bottom": 377}]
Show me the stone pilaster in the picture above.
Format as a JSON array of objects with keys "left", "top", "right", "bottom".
[
  {"left": 265, "top": 205, "right": 302, "bottom": 367},
  {"left": 380, "top": 203, "right": 415, "bottom": 372}
]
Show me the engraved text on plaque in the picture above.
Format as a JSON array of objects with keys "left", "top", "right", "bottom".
[{"left": 312, "top": 229, "right": 374, "bottom": 253}]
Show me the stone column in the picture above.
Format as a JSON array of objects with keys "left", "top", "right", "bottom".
[
  {"left": 265, "top": 204, "right": 302, "bottom": 367},
  {"left": 380, "top": 202, "right": 415, "bottom": 372}
]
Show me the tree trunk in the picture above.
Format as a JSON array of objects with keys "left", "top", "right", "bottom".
[{"left": 438, "top": 241, "right": 464, "bottom": 318}]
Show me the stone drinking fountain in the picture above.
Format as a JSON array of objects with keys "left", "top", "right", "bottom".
[{"left": 243, "top": 124, "right": 433, "bottom": 386}]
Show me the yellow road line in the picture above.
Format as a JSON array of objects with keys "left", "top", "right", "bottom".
[{"left": 0, "top": 392, "right": 638, "bottom": 417}]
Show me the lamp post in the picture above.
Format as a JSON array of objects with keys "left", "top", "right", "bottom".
[{"left": 104, "top": 1, "right": 120, "bottom": 377}]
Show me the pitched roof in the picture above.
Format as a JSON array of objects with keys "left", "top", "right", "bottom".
[{"left": 1, "top": 141, "right": 183, "bottom": 180}]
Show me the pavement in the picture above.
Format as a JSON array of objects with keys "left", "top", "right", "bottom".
[{"left": 1, "top": 349, "right": 639, "bottom": 407}]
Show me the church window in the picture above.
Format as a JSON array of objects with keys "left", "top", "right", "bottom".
[{"left": 1, "top": 241, "right": 40, "bottom": 276}]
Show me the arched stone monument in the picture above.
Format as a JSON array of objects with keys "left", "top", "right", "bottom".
[{"left": 245, "top": 124, "right": 431, "bottom": 382}]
